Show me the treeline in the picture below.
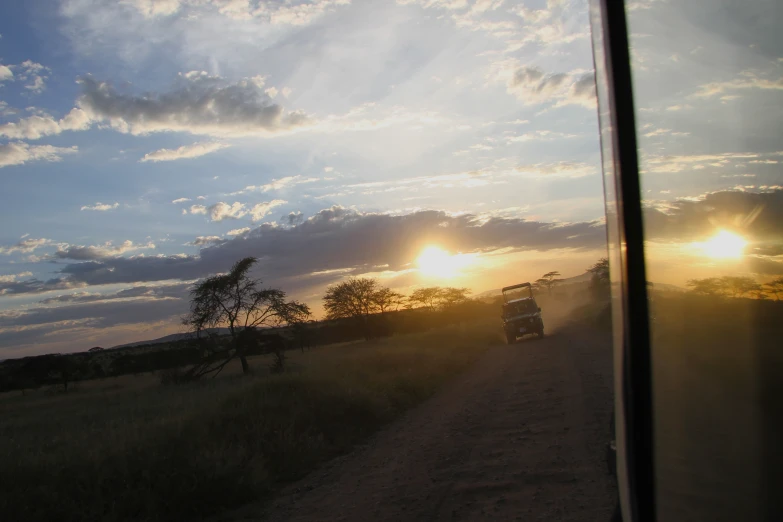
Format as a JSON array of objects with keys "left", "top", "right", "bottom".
[{"left": 687, "top": 275, "right": 782, "bottom": 300}]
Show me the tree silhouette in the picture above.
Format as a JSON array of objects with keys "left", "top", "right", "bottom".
[
  {"left": 373, "top": 287, "right": 406, "bottom": 313},
  {"left": 408, "top": 287, "right": 444, "bottom": 311},
  {"left": 535, "top": 271, "right": 566, "bottom": 296},
  {"left": 719, "top": 276, "right": 761, "bottom": 298},
  {"left": 686, "top": 277, "right": 723, "bottom": 296},
  {"left": 183, "top": 257, "right": 310, "bottom": 376},
  {"left": 323, "top": 277, "right": 395, "bottom": 339},
  {"left": 439, "top": 287, "right": 471, "bottom": 308},
  {"left": 765, "top": 277, "right": 783, "bottom": 301},
  {"left": 587, "top": 258, "right": 610, "bottom": 299},
  {"left": 687, "top": 275, "right": 764, "bottom": 299},
  {"left": 323, "top": 277, "right": 381, "bottom": 321}
]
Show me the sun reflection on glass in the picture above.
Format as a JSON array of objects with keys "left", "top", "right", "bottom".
[{"left": 699, "top": 230, "right": 747, "bottom": 259}]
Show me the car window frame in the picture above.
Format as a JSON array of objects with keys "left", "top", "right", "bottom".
[{"left": 589, "top": 1, "right": 656, "bottom": 521}]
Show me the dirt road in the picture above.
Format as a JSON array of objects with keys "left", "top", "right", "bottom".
[{"left": 224, "top": 322, "right": 617, "bottom": 522}]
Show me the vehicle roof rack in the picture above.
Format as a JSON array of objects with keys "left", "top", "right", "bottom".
[{"left": 501, "top": 282, "right": 532, "bottom": 293}]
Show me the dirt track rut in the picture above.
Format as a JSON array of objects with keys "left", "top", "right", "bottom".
[{"left": 225, "top": 323, "right": 616, "bottom": 521}]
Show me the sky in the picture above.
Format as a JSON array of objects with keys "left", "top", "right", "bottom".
[{"left": 0, "top": 0, "right": 781, "bottom": 357}]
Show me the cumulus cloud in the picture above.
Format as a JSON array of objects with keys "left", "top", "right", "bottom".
[
  {"left": 41, "top": 205, "right": 607, "bottom": 291},
  {"left": 75, "top": 74, "right": 314, "bottom": 138},
  {"left": 0, "top": 272, "right": 33, "bottom": 283},
  {"left": 0, "top": 278, "right": 85, "bottom": 297},
  {"left": 0, "top": 108, "right": 91, "bottom": 140},
  {"left": 502, "top": 65, "right": 596, "bottom": 108},
  {"left": 250, "top": 199, "right": 287, "bottom": 221},
  {"left": 643, "top": 189, "right": 783, "bottom": 266},
  {"left": 54, "top": 240, "right": 156, "bottom": 261},
  {"left": 0, "top": 142, "right": 78, "bottom": 168},
  {"left": 185, "top": 200, "right": 287, "bottom": 222},
  {"left": 172, "top": 197, "right": 191, "bottom": 204},
  {"left": 0, "top": 64, "right": 12, "bottom": 82},
  {"left": 227, "top": 227, "right": 251, "bottom": 236},
  {"left": 208, "top": 202, "right": 248, "bottom": 222},
  {"left": 139, "top": 141, "right": 230, "bottom": 162},
  {"left": 0, "top": 237, "right": 51, "bottom": 255},
  {"left": 80, "top": 202, "right": 119, "bottom": 211},
  {"left": 19, "top": 189, "right": 776, "bottom": 298},
  {"left": 17, "top": 60, "right": 50, "bottom": 94},
  {"left": 189, "top": 235, "right": 224, "bottom": 246}
]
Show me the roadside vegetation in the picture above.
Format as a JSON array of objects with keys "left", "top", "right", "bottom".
[{"left": 0, "top": 322, "right": 500, "bottom": 522}]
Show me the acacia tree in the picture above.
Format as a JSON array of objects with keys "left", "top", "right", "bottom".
[
  {"left": 373, "top": 287, "right": 406, "bottom": 313},
  {"left": 439, "top": 287, "right": 471, "bottom": 308},
  {"left": 686, "top": 277, "right": 723, "bottom": 296},
  {"left": 535, "top": 271, "right": 566, "bottom": 296},
  {"left": 323, "top": 277, "right": 380, "bottom": 320},
  {"left": 183, "top": 257, "right": 311, "bottom": 376},
  {"left": 408, "top": 287, "right": 444, "bottom": 311},
  {"left": 687, "top": 276, "right": 764, "bottom": 299},
  {"left": 587, "top": 258, "right": 610, "bottom": 300},
  {"left": 765, "top": 277, "right": 783, "bottom": 301}
]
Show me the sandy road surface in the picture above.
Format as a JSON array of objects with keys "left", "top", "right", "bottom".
[{"left": 223, "top": 321, "right": 617, "bottom": 522}]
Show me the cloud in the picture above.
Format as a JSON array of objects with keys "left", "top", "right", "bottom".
[
  {"left": 0, "top": 237, "right": 51, "bottom": 255},
  {"left": 75, "top": 74, "right": 314, "bottom": 138},
  {"left": 693, "top": 70, "right": 783, "bottom": 99},
  {"left": 0, "top": 278, "right": 85, "bottom": 297},
  {"left": 185, "top": 200, "right": 287, "bottom": 222},
  {"left": 506, "top": 130, "right": 579, "bottom": 142},
  {"left": 643, "top": 151, "right": 783, "bottom": 174},
  {"left": 0, "top": 272, "right": 33, "bottom": 283},
  {"left": 0, "top": 292, "right": 189, "bottom": 348},
  {"left": 80, "top": 202, "right": 119, "bottom": 211},
  {"left": 25, "top": 190, "right": 778, "bottom": 297},
  {"left": 283, "top": 211, "right": 304, "bottom": 226},
  {"left": 189, "top": 236, "right": 224, "bottom": 246},
  {"left": 0, "top": 142, "right": 78, "bottom": 168},
  {"left": 208, "top": 202, "right": 248, "bottom": 222},
  {"left": 17, "top": 60, "right": 50, "bottom": 94},
  {"left": 54, "top": 240, "right": 156, "bottom": 261},
  {"left": 231, "top": 175, "right": 318, "bottom": 195},
  {"left": 37, "top": 283, "right": 190, "bottom": 305},
  {"left": 43, "top": 206, "right": 608, "bottom": 291},
  {"left": 172, "top": 197, "right": 191, "bottom": 204},
  {"left": 139, "top": 141, "right": 230, "bottom": 162},
  {"left": 0, "top": 108, "right": 91, "bottom": 140},
  {"left": 0, "top": 64, "right": 12, "bottom": 82},
  {"left": 250, "top": 199, "right": 287, "bottom": 221},
  {"left": 227, "top": 227, "right": 251, "bottom": 236},
  {"left": 495, "top": 63, "right": 596, "bottom": 108},
  {"left": 643, "top": 189, "right": 783, "bottom": 252},
  {"left": 120, "top": 0, "right": 182, "bottom": 18}
]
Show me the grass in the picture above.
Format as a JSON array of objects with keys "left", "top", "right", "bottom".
[{"left": 0, "top": 321, "right": 500, "bottom": 522}]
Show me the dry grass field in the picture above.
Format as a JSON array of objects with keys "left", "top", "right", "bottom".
[{"left": 0, "top": 321, "right": 500, "bottom": 522}]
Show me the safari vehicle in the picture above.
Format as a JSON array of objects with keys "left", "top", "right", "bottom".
[{"left": 501, "top": 282, "right": 544, "bottom": 344}]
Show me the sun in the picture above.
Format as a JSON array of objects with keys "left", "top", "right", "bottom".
[
  {"left": 416, "top": 246, "right": 470, "bottom": 278},
  {"left": 700, "top": 230, "right": 747, "bottom": 259}
]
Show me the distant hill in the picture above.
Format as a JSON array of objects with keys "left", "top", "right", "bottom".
[
  {"left": 475, "top": 272, "right": 594, "bottom": 300},
  {"left": 474, "top": 274, "right": 685, "bottom": 301},
  {"left": 109, "top": 328, "right": 232, "bottom": 350}
]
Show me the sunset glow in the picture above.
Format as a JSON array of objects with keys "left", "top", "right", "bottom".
[
  {"left": 416, "top": 246, "right": 472, "bottom": 279},
  {"left": 700, "top": 231, "right": 747, "bottom": 259}
]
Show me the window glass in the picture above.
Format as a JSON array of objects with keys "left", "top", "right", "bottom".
[
  {"left": 626, "top": 1, "right": 783, "bottom": 520},
  {"left": 0, "top": 2, "right": 620, "bottom": 521}
]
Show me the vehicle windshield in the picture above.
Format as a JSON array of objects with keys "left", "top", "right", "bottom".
[{"left": 504, "top": 300, "right": 538, "bottom": 316}]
